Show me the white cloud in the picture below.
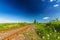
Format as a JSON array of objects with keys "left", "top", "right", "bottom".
[
  {"left": 53, "top": 4, "right": 59, "bottom": 7},
  {"left": 43, "top": 17, "right": 50, "bottom": 20},
  {"left": 50, "top": 0, "right": 54, "bottom": 2}
]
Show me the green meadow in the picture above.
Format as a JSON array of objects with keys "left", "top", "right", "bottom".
[
  {"left": 0, "top": 18, "right": 60, "bottom": 40},
  {"left": 35, "top": 18, "right": 60, "bottom": 40}
]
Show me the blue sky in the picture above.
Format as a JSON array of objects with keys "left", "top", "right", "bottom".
[{"left": 0, "top": 0, "right": 60, "bottom": 23}]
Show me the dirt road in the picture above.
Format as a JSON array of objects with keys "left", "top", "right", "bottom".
[{"left": 0, "top": 25, "right": 35, "bottom": 40}]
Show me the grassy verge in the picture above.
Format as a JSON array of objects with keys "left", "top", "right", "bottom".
[{"left": 35, "top": 19, "right": 60, "bottom": 40}]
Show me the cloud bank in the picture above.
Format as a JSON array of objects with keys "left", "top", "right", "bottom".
[{"left": 43, "top": 17, "right": 50, "bottom": 20}]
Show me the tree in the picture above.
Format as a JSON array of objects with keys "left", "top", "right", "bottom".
[{"left": 34, "top": 19, "right": 37, "bottom": 24}]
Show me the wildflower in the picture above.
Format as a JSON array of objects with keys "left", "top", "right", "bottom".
[
  {"left": 50, "top": 33, "right": 52, "bottom": 35},
  {"left": 58, "top": 36, "right": 60, "bottom": 39},
  {"left": 42, "top": 36, "right": 45, "bottom": 39},
  {"left": 47, "top": 34, "right": 50, "bottom": 37}
]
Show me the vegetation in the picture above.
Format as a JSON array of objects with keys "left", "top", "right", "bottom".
[
  {"left": 35, "top": 18, "right": 60, "bottom": 40},
  {"left": 0, "top": 23, "right": 21, "bottom": 30},
  {"left": 0, "top": 22, "right": 30, "bottom": 30},
  {"left": 23, "top": 29, "right": 41, "bottom": 40},
  {"left": 0, "top": 18, "right": 60, "bottom": 40}
]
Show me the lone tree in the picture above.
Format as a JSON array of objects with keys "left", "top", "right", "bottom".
[
  {"left": 55, "top": 18, "right": 59, "bottom": 22},
  {"left": 34, "top": 19, "right": 37, "bottom": 24}
]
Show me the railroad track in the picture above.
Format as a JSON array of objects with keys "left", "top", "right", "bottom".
[{"left": 0, "top": 25, "right": 35, "bottom": 40}]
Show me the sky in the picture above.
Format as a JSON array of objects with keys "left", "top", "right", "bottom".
[{"left": 0, "top": 0, "right": 60, "bottom": 23}]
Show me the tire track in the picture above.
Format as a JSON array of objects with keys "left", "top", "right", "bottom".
[{"left": 2, "top": 25, "right": 34, "bottom": 40}]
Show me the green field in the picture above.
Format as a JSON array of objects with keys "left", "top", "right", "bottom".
[
  {"left": 0, "top": 23, "right": 20, "bottom": 30},
  {"left": 0, "top": 22, "right": 30, "bottom": 30},
  {"left": 0, "top": 18, "right": 60, "bottom": 40}
]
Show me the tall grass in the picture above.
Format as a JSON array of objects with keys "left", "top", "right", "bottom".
[{"left": 35, "top": 18, "right": 60, "bottom": 40}]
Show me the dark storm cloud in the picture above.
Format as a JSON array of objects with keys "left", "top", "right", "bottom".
[{"left": 3, "top": 0, "right": 49, "bottom": 13}]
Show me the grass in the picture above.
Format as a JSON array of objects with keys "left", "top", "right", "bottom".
[
  {"left": 0, "top": 22, "right": 32, "bottom": 30},
  {"left": 0, "top": 23, "right": 21, "bottom": 30},
  {"left": 0, "top": 18, "right": 60, "bottom": 40},
  {"left": 35, "top": 18, "right": 60, "bottom": 40},
  {"left": 23, "top": 29, "right": 41, "bottom": 40}
]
